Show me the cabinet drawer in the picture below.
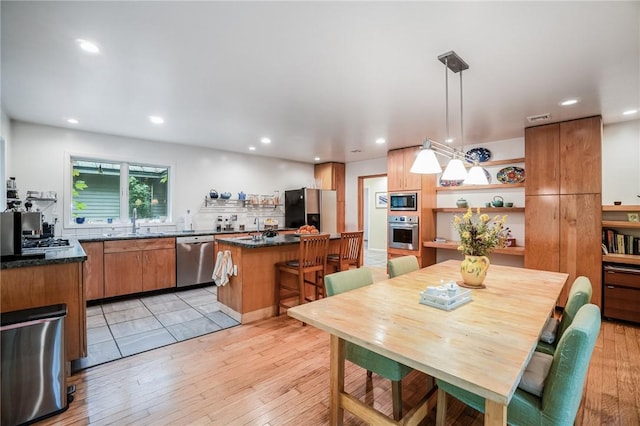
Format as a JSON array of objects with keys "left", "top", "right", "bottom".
[
  {"left": 604, "top": 285, "right": 640, "bottom": 323},
  {"left": 604, "top": 271, "right": 640, "bottom": 289},
  {"left": 104, "top": 237, "right": 175, "bottom": 253}
]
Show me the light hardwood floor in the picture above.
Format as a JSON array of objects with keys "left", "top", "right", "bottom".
[{"left": 41, "top": 310, "right": 639, "bottom": 425}]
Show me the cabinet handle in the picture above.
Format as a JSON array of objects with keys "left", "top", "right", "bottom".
[{"left": 607, "top": 286, "right": 615, "bottom": 289}]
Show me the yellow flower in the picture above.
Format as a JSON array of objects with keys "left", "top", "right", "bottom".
[
  {"left": 454, "top": 216, "right": 461, "bottom": 224},
  {"left": 462, "top": 231, "right": 470, "bottom": 239},
  {"left": 480, "top": 214, "right": 490, "bottom": 223}
]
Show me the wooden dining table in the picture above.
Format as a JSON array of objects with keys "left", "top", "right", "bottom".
[{"left": 287, "top": 259, "right": 568, "bottom": 426}]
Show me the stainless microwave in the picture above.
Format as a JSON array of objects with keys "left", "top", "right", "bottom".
[{"left": 389, "top": 193, "right": 418, "bottom": 211}]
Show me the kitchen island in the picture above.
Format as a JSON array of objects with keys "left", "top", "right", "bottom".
[
  {"left": 215, "top": 234, "right": 341, "bottom": 323},
  {"left": 1, "top": 243, "right": 87, "bottom": 362}
]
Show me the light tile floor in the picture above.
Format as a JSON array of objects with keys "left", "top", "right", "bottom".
[
  {"left": 73, "top": 285, "right": 238, "bottom": 371},
  {"left": 364, "top": 242, "right": 387, "bottom": 268}
]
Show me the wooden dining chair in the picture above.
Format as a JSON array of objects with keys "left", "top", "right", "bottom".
[
  {"left": 327, "top": 231, "right": 363, "bottom": 272},
  {"left": 275, "top": 233, "right": 330, "bottom": 315},
  {"left": 387, "top": 255, "right": 419, "bottom": 278},
  {"left": 436, "top": 303, "right": 601, "bottom": 426},
  {"left": 324, "top": 267, "right": 413, "bottom": 421},
  {"left": 537, "top": 276, "right": 592, "bottom": 355}
]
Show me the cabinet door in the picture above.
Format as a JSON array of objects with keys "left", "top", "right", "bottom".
[
  {"left": 559, "top": 193, "right": 602, "bottom": 307},
  {"left": 142, "top": 248, "right": 176, "bottom": 291},
  {"left": 104, "top": 251, "right": 142, "bottom": 297},
  {"left": 560, "top": 116, "right": 602, "bottom": 194},
  {"left": 524, "top": 195, "right": 560, "bottom": 272},
  {"left": 82, "top": 242, "right": 104, "bottom": 301},
  {"left": 387, "top": 149, "right": 405, "bottom": 191},
  {"left": 402, "top": 146, "right": 422, "bottom": 190},
  {"left": 525, "top": 123, "right": 560, "bottom": 195}
]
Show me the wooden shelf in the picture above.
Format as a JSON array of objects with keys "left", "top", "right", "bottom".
[
  {"left": 602, "top": 205, "right": 640, "bottom": 212},
  {"left": 436, "top": 183, "right": 525, "bottom": 192},
  {"left": 434, "top": 207, "right": 524, "bottom": 213},
  {"left": 603, "top": 254, "right": 640, "bottom": 266},
  {"left": 423, "top": 240, "right": 525, "bottom": 256},
  {"left": 465, "top": 157, "right": 525, "bottom": 167},
  {"left": 602, "top": 220, "right": 640, "bottom": 229}
]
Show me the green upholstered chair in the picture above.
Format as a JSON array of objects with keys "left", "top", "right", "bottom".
[
  {"left": 436, "top": 303, "right": 601, "bottom": 426},
  {"left": 387, "top": 255, "right": 419, "bottom": 278},
  {"left": 324, "top": 267, "right": 413, "bottom": 420},
  {"left": 537, "top": 276, "right": 592, "bottom": 355}
]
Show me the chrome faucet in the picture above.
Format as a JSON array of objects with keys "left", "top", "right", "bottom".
[
  {"left": 132, "top": 207, "right": 138, "bottom": 234},
  {"left": 254, "top": 217, "right": 260, "bottom": 232}
]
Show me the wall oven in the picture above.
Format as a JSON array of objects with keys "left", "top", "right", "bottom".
[
  {"left": 388, "top": 215, "right": 419, "bottom": 251},
  {"left": 389, "top": 192, "right": 418, "bottom": 211}
]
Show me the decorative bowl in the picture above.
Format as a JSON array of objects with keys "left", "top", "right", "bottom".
[{"left": 220, "top": 192, "right": 232, "bottom": 199}]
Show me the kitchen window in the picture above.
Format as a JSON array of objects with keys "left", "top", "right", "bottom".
[{"left": 70, "top": 157, "right": 171, "bottom": 225}]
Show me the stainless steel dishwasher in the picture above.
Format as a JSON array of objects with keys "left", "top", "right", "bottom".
[{"left": 176, "top": 235, "right": 215, "bottom": 287}]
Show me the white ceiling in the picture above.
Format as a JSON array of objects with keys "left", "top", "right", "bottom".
[{"left": 2, "top": 1, "right": 639, "bottom": 164}]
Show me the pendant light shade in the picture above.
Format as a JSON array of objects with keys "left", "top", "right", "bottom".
[
  {"left": 441, "top": 158, "right": 467, "bottom": 181},
  {"left": 410, "top": 145, "right": 442, "bottom": 173},
  {"left": 464, "top": 163, "right": 489, "bottom": 185}
]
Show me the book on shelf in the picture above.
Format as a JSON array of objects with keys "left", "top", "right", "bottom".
[{"left": 603, "top": 228, "right": 640, "bottom": 255}]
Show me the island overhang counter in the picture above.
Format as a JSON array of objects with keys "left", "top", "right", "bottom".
[{"left": 215, "top": 234, "right": 341, "bottom": 323}]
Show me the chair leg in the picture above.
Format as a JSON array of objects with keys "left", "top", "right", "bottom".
[
  {"left": 366, "top": 370, "right": 373, "bottom": 378},
  {"left": 435, "top": 388, "right": 447, "bottom": 426},
  {"left": 391, "top": 380, "right": 402, "bottom": 421},
  {"left": 275, "top": 267, "right": 281, "bottom": 316},
  {"left": 298, "top": 271, "right": 305, "bottom": 306}
]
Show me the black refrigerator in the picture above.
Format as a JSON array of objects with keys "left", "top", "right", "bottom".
[{"left": 284, "top": 188, "right": 337, "bottom": 233}]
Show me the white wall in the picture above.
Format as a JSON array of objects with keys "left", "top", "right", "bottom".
[
  {"left": 364, "top": 176, "right": 387, "bottom": 250},
  {"left": 344, "top": 157, "right": 387, "bottom": 231},
  {"left": 0, "top": 109, "right": 12, "bottom": 209},
  {"left": 9, "top": 121, "right": 314, "bottom": 234},
  {"left": 602, "top": 119, "right": 640, "bottom": 205}
]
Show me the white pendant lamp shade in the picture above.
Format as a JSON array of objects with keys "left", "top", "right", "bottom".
[
  {"left": 410, "top": 148, "right": 442, "bottom": 173},
  {"left": 441, "top": 158, "right": 467, "bottom": 181},
  {"left": 464, "top": 164, "right": 489, "bottom": 185}
]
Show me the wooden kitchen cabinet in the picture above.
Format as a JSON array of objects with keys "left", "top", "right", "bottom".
[
  {"left": 104, "top": 237, "right": 176, "bottom": 298},
  {"left": 387, "top": 146, "right": 422, "bottom": 191},
  {"left": 525, "top": 116, "right": 602, "bottom": 308},
  {"left": 603, "top": 265, "right": 640, "bottom": 323},
  {"left": 525, "top": 116, "right": 602, "bottom": 196},
  {"left": 1, "top": 262, "right": 86, "bottom": 362},
  {"left": 314, "top": 162, "right": 345, "bottom": 232},
  {"left": 81, "top": 241, "right": 104, "bottom": 301}
]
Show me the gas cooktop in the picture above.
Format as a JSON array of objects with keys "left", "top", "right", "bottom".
[{"left": 22, "top": 238, "right": 72, "bottom": 250}]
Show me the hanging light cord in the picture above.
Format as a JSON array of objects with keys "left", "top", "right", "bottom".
[{"left": 445, "top": 56, "right": 450, "bottom": 142}]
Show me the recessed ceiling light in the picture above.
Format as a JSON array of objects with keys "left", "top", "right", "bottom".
[
  {"left": 260, "top": 137, "right": 271, "bottom": 144},
  {"left": 67, "top": 118, "right": 79, "bottom": 124},
  {"left": 560, "top": 99, "right": 579, "bottom": 106},
  {"left": 149, "top": 115, "right": 164, "bottom": 125},
  {"left": 375, "top": 138, "right": 386, "bottom": 145},
  {"left": 76, "top": 38, "right": 100, "bottom": 54},
  {"left": 249, "top": 146, "right": 256, "bottom": 151},
  {"left": 623, "top": 109, "right": 638, "bottom": 116},
  {"left": 314, "top": 157, "right": 320, "bottom": 161},
  {"left": 445, "top": 138, "right": 454, "bottom": 143}
]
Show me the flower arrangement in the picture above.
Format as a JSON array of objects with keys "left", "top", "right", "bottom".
[{"left": 453, "top": 208, "right": 509, "bottom": 256}]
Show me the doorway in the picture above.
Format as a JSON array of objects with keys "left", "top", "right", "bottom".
[{"left": 358, "top": 174, "right": 387, "bottom": 268}]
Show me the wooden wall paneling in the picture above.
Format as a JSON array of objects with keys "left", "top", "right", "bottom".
[
  {"left": 314, "top": 162, "right": 346, "bottom": 232},
  {"left": 524, "top": 123, "right": 560, "bottom": 195},
  {"left": 524, "top": 195, "right": 560, "bottom": 273},
  {"left": 421, "top": 174, "right": 438, "bottom": 267},
  {"left": 560, "top": 116, "right": 603, "bottom": 194},
  {"left": 559, "top": 193, "right": 603, "bottom": 307},
  {"left": 82, "top": 241, "right": 104, "bottom": 301},
  {"left": 1, "top": 262, "right": 86, "bottom": 361}
]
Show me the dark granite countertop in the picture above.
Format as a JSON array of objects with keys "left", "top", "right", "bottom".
[
  {"left": 1, "top": 240, "right": 87, "bottom": 270},
  {"left": 76, "top": 228, "right": 297, "bottom": 243},
  {"left": 216, "top": 233, "right": 341, "bottom": 249}
]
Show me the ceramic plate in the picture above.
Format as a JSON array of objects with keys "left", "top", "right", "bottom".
[
  {"left": 497, "top": 166, "right": 525, "bottom": 184},
  {"left": 465, "top": 147, "right": 492, "bottom": 163},
  {"left": 483, "top": 168, "right": 492, "bottom": 184},
  {"left": 439, "top": 178, "right": 464, "bottom": 187}
]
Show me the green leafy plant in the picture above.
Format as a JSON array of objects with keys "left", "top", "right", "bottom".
[
  {"left": 129, "top": 176, "right": 152, "bottom": 218},
  {"left": 453, "top": 208, "right": 508, "bottom": 256},
  {"left": 72, "top": 168, "right": 88, "bottom": 216}
]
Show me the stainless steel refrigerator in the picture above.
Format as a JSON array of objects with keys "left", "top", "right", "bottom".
[{"left": 284, "top": 188, "right": 337, "bottom": 233}]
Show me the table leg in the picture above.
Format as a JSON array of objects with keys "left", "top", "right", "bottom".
[
  {"left": 329, "top": 335, "right": 345, "bottom": 426},
  {"left": 484, "top": 399, "right": 507, "bottom": 426}
]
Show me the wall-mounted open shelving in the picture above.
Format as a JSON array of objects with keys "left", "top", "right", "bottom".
[{"left": 423, "top": 240, "right": 525, "bottom": 256}]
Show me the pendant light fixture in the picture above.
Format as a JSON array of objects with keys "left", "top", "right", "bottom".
[{"left": 411, "top": 51, "right": 487, "bottom": 185}]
